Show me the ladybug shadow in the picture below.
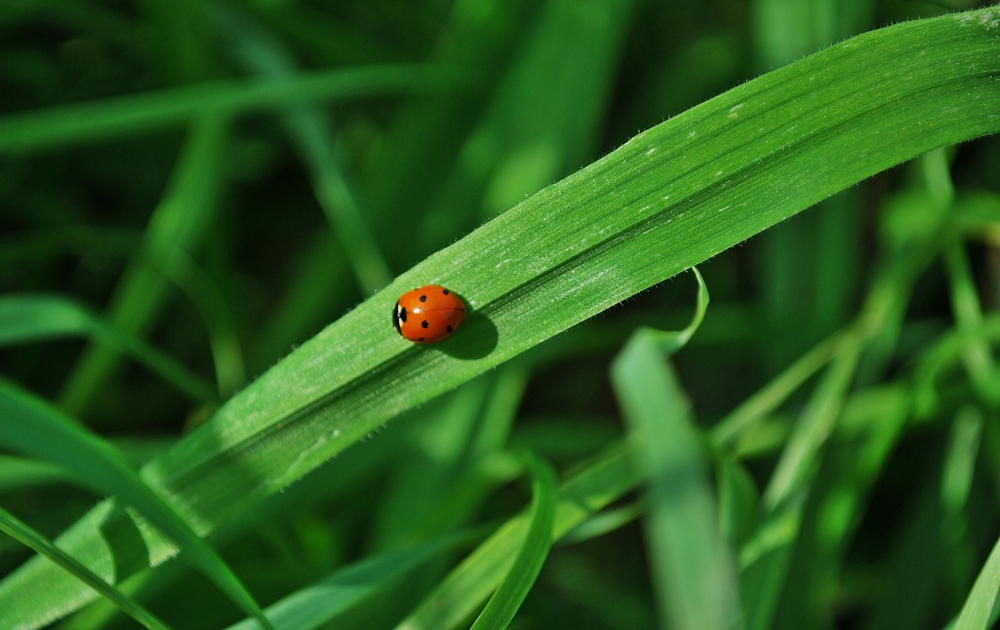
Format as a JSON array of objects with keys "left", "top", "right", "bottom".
[{"left": 436, "top": 308, "right": 498, "bottom": 360}]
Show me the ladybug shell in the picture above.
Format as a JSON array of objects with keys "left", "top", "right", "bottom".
[{"left": 393, "top": 285, "right": 466, "bottom": 344}]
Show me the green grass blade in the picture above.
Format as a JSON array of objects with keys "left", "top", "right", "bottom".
[
  {"left": 762, "top": 346, "right": 861, "bottom": 511},
  {"left": 221, "top": 10, "right": 393, "bottom": 295},
  {"left": 368, "top": 376, "right": 494, "bottom": 553},
  {"left": 0, "top": 65, "right": 452, "bottom": 154},
  {"left": 58, "top": 113, "right": 229, "bottom": 416},
  {"left": 0, "top": 455, "right": 66, "bottom": 490},
  {"left": 0, "top": 507, "right": 174, "bottom": 630},
  {"left": 0, "top": 379, "right": 274, "bottom": 630},
  {"left": 711, "top": 330, "right": 852, "bottom": 447},
  {"left": 222, "top": 531, "right": 479, "bottom": 630},
  {"left": 410, "top": 0, "right": 637, "bottom": 259},
  {"left": 941, "top": 405, "right": 984, "bottom": 519},
  {"left": 612, "top": 329, "right": 744, "bottom": 630},
  {"left": 468, "top": 451, "right": 557, "bottom": 630},
  {"left": 395, "top": 443, "right": 639, "bottom": 630},
  {"left": 944, "top": 239, "right": 1000, "bottom": 406},
  {"left": 914, "top": 312, "right": 1000, "bottom": 418},
  {"left": 771, "top": 385, "right": 911, "bottom": 630},
  {"left": 0, "top": 293, "right": 216, "bottom": 404},
  {"left": 558, "top": 501, "right": 645, "bottom": 546},
  {"left": 952, "top": 533, "right": 1000, "bottom": 630},
  {"left": 141, "top": 249, "right": 246, "bottom": 400},
  {"left": 5, "top": 8, "right": 1000, "bottom": 626},
  {"left": 246, "top": 229, "right": 353, "bottom": 372},
  {"left": 0, "top": 226, "right": 139, "bottom": 265}
]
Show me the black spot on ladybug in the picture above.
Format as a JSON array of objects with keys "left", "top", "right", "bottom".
[
  {"left": 442, "top": 289, "right": 450, "bottom": 295},
  {"left": 418, "top": 337, "right": 424, "bottom": 342},
  {"left": 400, "top": 307, "right": 407, "bottom": 322},
  {"left": 446, "top": 325, "right": 453, "bottom": 333},
  {"left": 419, "top": 295, "right": 427, "bottom": 302},
  {"left": 422, "top": 320, "right": 429, "bottom": 328}
]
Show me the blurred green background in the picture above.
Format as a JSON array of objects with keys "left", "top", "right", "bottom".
[{"left": 3, "top": 0, "right": 1000, "bottom": 628}]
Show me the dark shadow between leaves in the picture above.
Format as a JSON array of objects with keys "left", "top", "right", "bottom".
[
  {"left": 98, "top": 499, "right": 152, "bottom": 581},
  {"left": 437, "top": 308, "right": 498, "bottom": 360}
]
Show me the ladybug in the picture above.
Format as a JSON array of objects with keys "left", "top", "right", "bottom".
[{"left": 393, "top": 285, "right": 466, "bottom": 344}]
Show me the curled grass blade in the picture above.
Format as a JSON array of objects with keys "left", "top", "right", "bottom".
[
  {"left": 468, "top": 451, "right": 558, "bottom": 630},
  {"left": 611, "top": 275, "right": 744, "bottom": 630},
  {"left": 0, "top": 379, "right": 274, "bottom": 630},
  {"left": 5, "top": 8, "right": 1000, "bottom": 626},
  {"left": 0, "top": 507, "right": 174, "bottom": 630}
]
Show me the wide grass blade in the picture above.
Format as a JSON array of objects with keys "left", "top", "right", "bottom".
[
  {"left": 468, "top": 451, "right": 557, "bottom": 630},
  {"left": 0, "top": 293, "right": 216, "bottom": 404},
  {"left": 0, "top": 64, "right": 452, "bottom": 154},
  {"left": 0, "top": 507, "right": 174, "bottom": 630},
  {"left": 952, "top": 533, "right": 1000, "bottom": 630},
  {"left": 5, "top": 8, "right": 1000, "bottom": 626},
  {"left": 611, "top": 273, "right": 744, "bottom": 630},
  {"left": 0, "top": 379, "right": 274, "bottom": 630},
  {"left": 0, "top": 456, "right": 66, "bottom": 491}
]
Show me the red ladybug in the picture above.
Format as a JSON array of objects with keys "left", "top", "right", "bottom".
[{"left": 393, "top": 285, "right": 466, "bottom": 344}]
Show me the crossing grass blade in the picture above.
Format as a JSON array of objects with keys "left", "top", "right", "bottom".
[
  {"left": 0, "top": 293, "right": 216, "bottom": 404},
  {"left": 58, "top": 113, "right": 230, "bottom": 417},
  {"left": 0, "top": 378, "right": 275, "bottom": 630},
  {"left": 394, "top": 443, "right": 638, "bottom": 630},
  {"left": 0, "top": 64, "right": 452, "bottom": 154},
  {"left": 221, "top": 530, "right": 482, "bottom": 630},
  {"left": 4, "top": 7, "right": 1000, "bottom": 627},
  {"left": 467, "top": 451, "right": 557, "bottom": 630},
  {"left": 0, "top": 507, "right": 174, "bottom": 630},
  {"left": 220, "top": 8, "right": 394, "bottom": 296}
]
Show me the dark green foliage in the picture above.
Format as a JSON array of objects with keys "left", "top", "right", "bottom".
[{"left": 3, "top": 1, "right": 1000, "bottom": 629}]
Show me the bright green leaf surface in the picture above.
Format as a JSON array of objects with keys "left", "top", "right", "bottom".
[
  {"left": 953, "top": 533, "right": 1000, "bottom": 630},
  {"left": 0, "top": 507, "right": 173, "bottom": 630},
  {"left": 5, "top": 8, "right": 1000, "bottom": 627},
  {"left": 0, "top": 379, "right": 274, "bottom": 630}
]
